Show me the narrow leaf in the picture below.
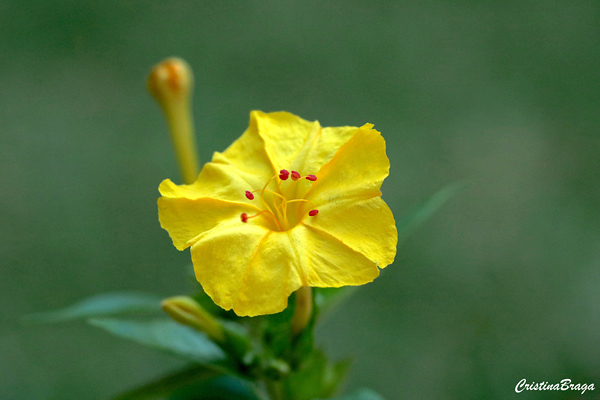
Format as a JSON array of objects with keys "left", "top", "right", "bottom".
[
  {"left": 22, "top": 292, "right": 163, "bottom": 323},
  {"left": 397, "top": 181, "right": 466, "bottom": 239},
  {"left": 112, "top": 364, "right": 222, "bottom": 400},
  {"left": 88, "top": 318, "right": 226, "bottom": 364}
]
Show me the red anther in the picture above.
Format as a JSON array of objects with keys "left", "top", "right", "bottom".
[
  {"left": 241, "top": 213, "right": 249, "bottom": 223},
  {"left": 291, "top": 171, "right": 301, "bottom": 181},
  {"left": 306, "top": 174, "right": 317, "bottom": 181},
  {"left": 245, "top": 190, "right": 254, "bottom": 200},
  {"left": 279, "top": 169, "right": 290, "bottom": 180},
  {"left": 308, "top": 209, "right": 319, "bottom": 216}
]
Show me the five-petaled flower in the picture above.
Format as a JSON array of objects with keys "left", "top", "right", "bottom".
[{"left": 158, "top": 111, "right": 397, "bottom": 316}]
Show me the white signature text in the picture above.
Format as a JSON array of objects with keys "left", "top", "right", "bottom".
[{"left": 515, "top": 379, "right": 594, "bottom": 394}]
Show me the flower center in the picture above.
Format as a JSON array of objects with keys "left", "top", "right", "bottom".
[{"left": 240, "top": 169, "right": 318, "bottom": 231}]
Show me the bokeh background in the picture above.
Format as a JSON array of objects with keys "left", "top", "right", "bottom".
[{"left": 2, "top": 1, "right": 599, "bottom": 399}]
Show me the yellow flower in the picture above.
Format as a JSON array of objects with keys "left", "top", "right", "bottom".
[{"left": 158, "top": 111, "right": 397, "bottom": 317}]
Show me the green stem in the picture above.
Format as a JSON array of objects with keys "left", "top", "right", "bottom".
[{"left": 165, "top": 99, "right": 199, "bottom": 184}]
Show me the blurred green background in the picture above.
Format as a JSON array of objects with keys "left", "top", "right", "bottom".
[{"left": 2, "top": 1, "right": 599, "bottom": 399}]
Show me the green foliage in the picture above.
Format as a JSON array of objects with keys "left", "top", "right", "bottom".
[
  {"left": 111, "top": 365, "right": 258, "bottom": 400},
  {"left": 261, "top": 294, "right": 296, "bottom": 359},
  {"left": 21, "top": 255, "right": 423, "bottom": 400},
  {"left": 111, "top": 365, "right": 222, "bottom": 400},
  {"left": 23, "top": 276, "right": 392, "bottom": 399},
  {"left": 396, "top": 181, "right": 466, "bottom": 241},
  {"left": 88, "top": 318, "right": 226, "bottom": 367},
  {"left": 284, "top": 350, "right": 350, "bottom": 400},
  {"left": 165, "top": 375, "right": 258, "bottom": 400},
  {"left": 22, "top": 292, "right": 163, "bottom": 323},
  {"left": 22, "top": 182, "right": 457, "bottom": 399}
]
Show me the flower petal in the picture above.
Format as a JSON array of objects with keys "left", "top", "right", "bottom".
[
  {"left": 307, "top": 124, "right": 389, "bottom": 205},
  {"left": 211, "top": 111, "right": 275, "bottom": 182},
  {"left": 290, "top": 224, "right": 379, "bottom": 287},
  {"left": 231, "top": 224, "right": 378, "bottom": 317},
  {"left": 232, "top": 231, "right": 303, "bottom": 316},
  {"left": 303, "top": 197, "right": 397, "bottom": 268},
  {"left": 159, "top": 162, "right": 264, "bottom": 203},
  {"left": 251, "top": 110, "right": 320, "bottom": 172},
  {"left": 251, "top": 111, "right": 362, "bottom": 177},
  {"left": 289, "top": 125, "right": 359, "bottom": 176},
  {"left": 158, "top": 197, "right": 254, "bottom": 250},
  {"left": 190, "top": 223, "right": 270, "bottom": 313}
]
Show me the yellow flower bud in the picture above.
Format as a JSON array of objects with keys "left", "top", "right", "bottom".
[
  {"left": 148, "top": 58, "right": 199, "bottom": 185},
  {"left": 161, "top": 296, "right": 224, "bottom": 343},
  {"left": 147, "top": 57, "right": 193, "bottom": 105}
]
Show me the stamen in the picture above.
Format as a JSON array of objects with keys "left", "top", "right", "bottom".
[
  {"left": 259, "top": 175, "right": 283, "bottom": 223},
  {"left": 241, "top": 168, "right": 319, "bottom": 230},
  {"left": 263, "top": 189, "right": 286, "bottom": 201},
  {"left": 240, "top": 210, "right": 284, "bottom": 231},
  {"left": 286, "top": 198, "right": 319, "bottom": 219},
  {"left": 262, "top": 189, "right": 288, "bottom": 220},
  {"left": 286, "top": 198, "right": 316, "bottom": 208},
  {"left": 279, "top": 169, "right": 290, "bottom": 180}
]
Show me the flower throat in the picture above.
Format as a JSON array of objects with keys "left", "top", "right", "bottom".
[{"left": 241, "top": 169, "right": 318, "bottom": 231}]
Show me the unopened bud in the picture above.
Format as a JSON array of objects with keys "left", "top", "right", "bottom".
[
  {"left": 161, "top": 296, "right": 224, "bottom": 343},
  {"left": 148, "top": 58, "right": 199, "bottom": 185},
  {"left": 147, "top": 58, "right": 193, "bottom": 106}
]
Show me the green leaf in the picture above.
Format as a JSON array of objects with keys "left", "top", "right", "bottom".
[
  {"left": 262, "top": 294, "right": 297, "bottom": 358},
  {"left": 285, "top": 350, "right": 349, "bottom": 400},
  {"left": 261, "top": 291, "right": 316, "bottom": 367},
  {"left": 169, "top": 375, "right": 258, "bottom": 400},
  {"left": 219, "top": 320, "right": 254, "bottom": 364},
  {"left": 112, "top": 366, "right": 259, "bottom": 400},
  {"left": 111, "top": 364, "right": 222, "bottom": 400},
  {"left": 317, "top": 388, "right": 386, "bottom": 400},
  {"left": 88, "top": 318, "right": 226, "bottom": 365},
  {"left": 396, "top": 181, "right": 466, "bottom": 239},
  {"left": 22, "top": 292, "right": 163, "bottom": 323},
  {"left": 167, "top": 375, "right": 258, "bottom": 400}
]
